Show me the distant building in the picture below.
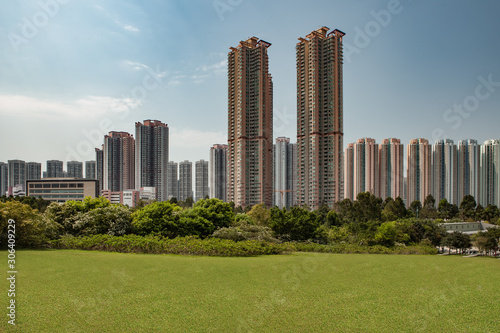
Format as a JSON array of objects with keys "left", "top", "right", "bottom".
[
  {"left": 227, "top": 36, "right": 273, "bottom": 208},
  {"left": 432, "top": 139, "right": 458, "bottom": 205},
  {"left": 379, "top": 138, "right": 404, "bottom": 201},
  {"left": 135, "top": 120, "right": 169, "bottom": 201},
  {"left": 8, "top": 160, "right": 26, "bottom": 190},
  {"left": 344, "top": 138, "right": 379, "bottom": 201},
  {"left": 26, "top": 178, "right": 99, "bottom": 203},
  {"left": 95, "top": 147, "right": 104, "bottom": 193},
  {"left": 441, "top": 221, "right": 499, "bottom": 235},
  {"left": 167, "top": 161, "right": 178, "bottom": 200},
  {"left": 209, "top": 144, "right": 227, "bottom": 202},
  {"left": 7, "top": 184, "right": 25, "bottom": 197},
  {"left": 479, "top": 139, "right": 500, "bottom": 207},
  {"left": 457, "top": 139, "right": 480, "bottom": 204},
  {"left": 407, "top": 139, "right": 431, "bottom": 207},
  {"left": 67, "top": 161, "right": 83, "bottom": 179},
  {"left": 26, "top": 162, "right": 42, "bottom": 181},
  {"left": 274, "top": 137, "right": 296, "bottom": 209},
  {"left": 85, "top": 161, "right": 97, "bottom": 179},
  {"left": 46, "top": 160, "right": 64, "bottom": 178},
  {"left": 0, "top": 162, "right": 8, "bottom": 196},
  {"left": 178, "top": 160, "right": 192, "bottom": 201},
  {"left": 103, "top": 131, "right": 135, "bottom": 192},
  {"left": 195, "top": 160, "right": 209, "bottom": 202},
  {"left": 296, "top": 27, "right": 346, "bottom": 209}
]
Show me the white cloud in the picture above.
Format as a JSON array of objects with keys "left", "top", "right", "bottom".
[
  {"left": 0, "top": 95, "right": 141, "bottom": 120},
  {"left": 197, "top": 59, "right": 227, "bottom": 75},
  {"left": 123, "top": 25, "right": 139, "bottom": 32}
]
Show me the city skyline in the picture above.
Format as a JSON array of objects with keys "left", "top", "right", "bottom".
[{"left": 1, "top": 1, "right": 499, "bottom": 165}]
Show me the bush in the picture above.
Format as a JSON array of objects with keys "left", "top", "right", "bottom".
[
  {"left": 212, "top": 222, "right": 277, "bottom": 242},
  {"left": 49, "top": 234, "right": 294, "bottom": 257},
  {"left": 73, "top": 205, "right": 132, "bottom": 236},
  {"left": 131, "top": 201, "right": 181, "bottom": 237}
]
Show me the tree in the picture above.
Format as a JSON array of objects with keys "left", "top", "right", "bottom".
[
  {"left": 247, "top": 204, "right": 270, "bottom": 226},
  {"left": 459, "top": 195, "right": 477, "bottom": 220},
  {"left": 409, "top": 201, "right": 422, "bottom": 217},
  {"left": 73, "top": 205, "right": 132, "bottom": 236},
  {"left": 192, "top": 198, "right": 234, "bottom": 230},
  {"left": 382, "top": 197, "right": 407, "bottom": 221},
  {"left": 483, "top": 205, "right": 499, "bottom": 222},
  {"left": 441, "top": 232, "right": 472, "bottom": 254},
  {"left": 269, "top": 206, "right": 322, "bottom": 242},
  {"left": 475, "top": 204, "right": 485, "bottom": 222},
  {"left": 438, "top": 199, "right": 457, "bottom": 220},
  {"left": 131, "top": 201, "right": 181, "bottom": 237},
  {"left": 421, "top": 195, "right": 437, "bottom": 219}
]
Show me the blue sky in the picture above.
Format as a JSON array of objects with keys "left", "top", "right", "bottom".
[{"left": 0, "top": 0, "right": 499, "bottom": 170}]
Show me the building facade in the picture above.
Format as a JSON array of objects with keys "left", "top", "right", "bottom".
[
  {"left": 195, "top": 160, "right": 209, "bottom": 202},
  {"left": 378, "top": 138, "right": 404, "bottom": 201},
  {"left": 103, "top": 131, "right": 135, "bottom": 192},
  {"left": 26, "top": 162, "right": 42, "bottom": 181},
  {"left": 26, "top": 178, "right": 99, "bottom": 202},
  {"left": 457, "top": 139, "right": 480, "bottom": 204},
  {"left": 178, "top": 160, "right": 193, "bottom": 202},
  {"left": 407, "top": 139, "right": 431, "bottom": 207},
  {"left": 95, "top": 147, "right": 104, "bottom": 194},
  {"left": 8, "top": 160, "right": 26, "bottom": 190},
  {"left": 432, "top": 139, "right": 458, "bottom": 205},
  {"left": 209, "top": 144, "right": 227, "bottom": 202},
  {"left": 296, "top": 27, "right": 345, "bottom": 209},
  {"left": 479, "top": 139, "right": 500, "bottom": 207},
  {"left": 167, "top": 161, "right": 178, "bottom": 200},
  {"left": 0, "top": 162, "right": 8, "bottom": 196},
  {"left": 274, "top": 137, "right": 296, "bottom": 209},
  {"left": 227, "top": 37, "right": 273, "bottom": 208},
  {"left": 85, "top": 160, "right": 97, "bottom": 179},
  {"left": 67, "top": 161, "right": 83, "bottom": 179},
  {"left": 45, "top": 160, "right": 63, "bottom": 178},
  {"left": 135, "top": 120, "right": 169, "bottom": 201}
]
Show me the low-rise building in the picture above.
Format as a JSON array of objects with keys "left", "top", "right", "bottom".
[{"left": 26, "top": 178, "right": 99, "bottom": 202}]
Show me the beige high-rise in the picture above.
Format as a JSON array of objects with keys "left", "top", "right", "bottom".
[
  {"left": 379, "top": 138, "right": 404, "bottom": 200},
  {"left": 344, "top": 138, "right": 378, "bottom": 201},
  {"left": 296, "top": 27, "right": 345, "bottom": 209},
  {"left": 227, "top": 37, "right": 273, "bottom": 208},
  {"left": 407, "top": 139, "right": 431, "bottom": 207}
]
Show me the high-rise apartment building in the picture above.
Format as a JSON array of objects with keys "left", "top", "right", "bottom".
[
  {"left": 46, "top": 160, "right": 64, "bottom": 178},
  {"left": 67, "top": 161, "right": 83, "bottom": 179},
  {"left": 432, "top": 139, "right": 458, "bottom": 205},
  {"left": 274, "top": 137, "right": 296, "bottom": 209},
  {"left": 0, "top": 162, "right": 8, "bottom": 196},
  {"left": 195, "top": 160, "right": 209, "bottom": 202},
  {"left": 479, "top": 139, "right": 500, "bottom": 207},
  {"left": 178, "top": 160, "right": 193, "bottom": 202},
  {"left": 103, "top": 131, "right": 135, "bottom": 192},
  {"left": 344, "top": 138, "right": 378, "bottom": 201},
  {"left": 344, "top": 144, "right": 354, "bottom": 201},
  {"left": 296, "top": 27, "right": 345, "bottom": 209},
  {"left": 227, "top": 37, "right": 273, "bottom": 208},
  {"left": 95, "top": 147, "right": 104, "bottom": 193},
  {"left": 8, "top": 160, "right": 26, "bottom": 189},
  {"left": 167, "top": 161, "right": 178, "bottom": 200},
  {"left": 378, "top": 138, "right": 404, "bottom": 201},
  {"left": 26, "top": 162, "right": 42, "bottom": 181},
  {"left": 135, "top": 120, "right": 169, "bottom": 201},
  {"left": 407, "top": 139, "right": 431, "bottom": 207},
  {"left": 209, "top": 144, "right": 227, "bottom": 202},
  {"left": 457, "top": 139, "right": 480, "bottom": 204},
  {"left": 85, "top": 161, "right": 97, "bottom": 179}
]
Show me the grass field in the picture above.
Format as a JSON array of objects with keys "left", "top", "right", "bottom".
[{"left": 1, "top": 250, "right": 499, "bottom": 332}]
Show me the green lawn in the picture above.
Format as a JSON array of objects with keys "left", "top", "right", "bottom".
[{"left": 2, "top": 250, "right": 499, "bottom": 332}]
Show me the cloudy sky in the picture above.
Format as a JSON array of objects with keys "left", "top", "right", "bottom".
[{"left": 1, "top": 0, "right": 499, "bottom": 170}]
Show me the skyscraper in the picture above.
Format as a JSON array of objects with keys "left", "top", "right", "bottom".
[
  {"left": 407, "top": 139, "right": 431, "bottom": 207},
  {"left": 167, "top": 161, "right": 178, "bottom": 200},
  {"left": 178, "top": 160, "right": 193, "bottom": 202},
  {"left": 195, "top": 160, "right": 209, "bottom": 202},
  {"left": 95, "top": 147, "right": 104, "bottom": 193},
  {"left": 457, "top": 139, "right": 480, "bottom": 204},
  {"left": 378, "top": 138, "right": 404, "bottom": 201},
  {"left": 479, "top": 139, "right": 500, "bottom": 207},
  {"left": 274, "top": 137, "right": 296, "bottom": 209},
  {"left": 432, "top": 139, "right": 458, "bottom": 205},
  {"left": 296, "top": 27, "right": 345, "bottom": 209},
  {"left": 67, "top": 161, "right": 83, "bottom": 179},
  {"left": 103, "top": 131, "right": 135, "bottom": 192},
  {"left": 85, "top": 161, "right": 97, "bottom": 179},
  {"left": 26, "top": 162, "right": 42, "bottom": 181},
  {"left": 46, "top": 160, "right": 64, "bottom": 178},
  {"left": 344, "top": 144, "right": 354, "bottom": 201},
  {"left": 227, "top": 37, "right": 273, "bottom": 208},
  {"left": 8, "top": 160, "right": 26, "bottom": 192},
  {"left": 0, "top": 162, "right": 8, "bottom": 196},
  {"left": 344, "top": 138, "right": 378, "bottom": 201},
  {"left": 135, "top": 120, "right": 169, "bottom": 201},
  {"left": 209, "top": 144, "right": 227, "bottom": 202}
]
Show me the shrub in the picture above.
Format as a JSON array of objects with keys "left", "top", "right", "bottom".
[
  {"left": 73, "top": 205, "right": 132, "bottom": 236},
  {"left": 212, "top": 222, "right": 277, "bottom": 242},
  {"left": 132, "top": 201, "right": 181, "bottom": 237}
]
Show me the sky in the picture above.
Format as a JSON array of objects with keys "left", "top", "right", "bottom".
[{"left": 0, "top": 0, "right": 499, "bottom": 172}]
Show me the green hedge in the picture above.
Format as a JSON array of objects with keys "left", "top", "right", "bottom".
[
  {"left": 289, "top": 242, "right": 438, "bottom": 255},
  {"left": 49, "top": 235, "right": 294, "bottom": 257}
]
